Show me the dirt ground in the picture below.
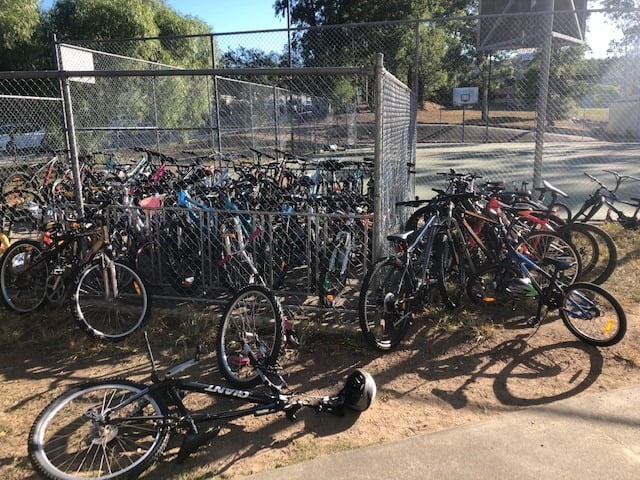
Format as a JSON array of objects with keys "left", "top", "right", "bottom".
[{"left": 1, "top": 226, "right": 639, "bottom": 480}]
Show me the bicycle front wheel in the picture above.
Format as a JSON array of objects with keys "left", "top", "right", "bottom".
[
  {"left": 71, "top": 261, "right": 150, "bottom": 342},
  {"left": 217, "top": 285, "right": 284, "bottom": 388},
  {"left": 358, "top": 257, "right": 412, "bottom": 351},
  {"left": 0, "top": 240, "right": 48, "bottom": 312},
  {"left": 29, "top": 379, "right": 169, "bottom": 480},
  {"left": 560, "top": 282, "right": 626, "bottom": 347}
]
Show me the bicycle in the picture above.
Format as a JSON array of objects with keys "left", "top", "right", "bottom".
[
  {"left": 359, "top": 204, "right": 442, "bottom": 350},
  {"left": 0, "top": 205, "right": 150, "bottom": 342},
  {"left": 28, "top": 333, "right": 376, "bottom": 480},
  {"left": 571, "top": 170, "right": 640, "bottom": 228},
  {"left": 466, "top": 238, "right": 626, "bottom": 347}
]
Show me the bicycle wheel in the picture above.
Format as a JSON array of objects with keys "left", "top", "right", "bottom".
[
  {"left": 466, "top": 263, "right": 522, "bottom": 305},
  {"left": 318, "top": 236, "right": 352, "bottom": 307},
  {"left": 560, "top": 282, "right": 626, "bottom": 347},
  {"left": 358, "top": 257, "right": 412, "bottom": 351},
  {"left": 71, "top": 260, "right": 150, "bottom": 342},
  {"left": 217, "top": 285, "right": 284, "bottom": 388},
  {"left": 0, "top": 239, "right": 48, "bottom": 312},
  {"left": 29, "top": 379, "right": 169, "bottom": 480},
  {"left": 557, "top": 223, "right": 599, "bottom": 280},
  {"left": 435, "top": 222, "right": 467, "bottom": 309},
  {"left": 561, "top": 223, "right": 617, "bottom": 285},
  {"left": 517, "top": 231, "right": 582, "bottom": 286},
  {"left": 404, "top": 204, "right": 435, "bottom": 232},
  {"left": 2, "top": 171, "right": 30, "bottom": 194},
  {"left": 549, "top": 202, "right": 572, "bottom": 223}
]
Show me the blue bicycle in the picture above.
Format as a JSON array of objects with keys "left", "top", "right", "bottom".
[{"left": 466, "top": 239, "right": 626, "bottom": 347}]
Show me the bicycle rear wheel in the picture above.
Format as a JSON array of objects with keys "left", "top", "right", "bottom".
[
  {"left": 560, "top": 282, "right": 626, "bottom": 347},
  {"left": 435, "top": 222, "right": 467, "bottom": 309},
  {"left": 0, "top": 240, "right": 48, "bottom": 312},
  {"left": 561, "top": 223, "right": 617, "bottom": 285},
  {"left": 71, "top": 260, "right": 150, "bottom": 342},
  {"left": 358, "top": 257, "right": 412, "bottom": 351},
  {"left": 217, "top": 285, "right": 284, "bottom": 388},
  {"left": 517, "top": 231, "right": 582, "bottom": 285},
  {"left": 29, "top": 379, "right": 169, "bottom": 480}
]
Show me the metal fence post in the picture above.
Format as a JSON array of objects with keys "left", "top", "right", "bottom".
[
  {"left": 60, "top": 76, "right": 84, "bottom": 216},
  {"left": 151, "top": 76, "right": 160, "bottom": 151},
  {"left": 373, "top": 53, "right": 384, "bottom": 261},
  {"left": 533, "top": 1, "right": 555, "bottom": 188},
  {"left": 273, "top": 85, "right": 279, "bottom": 151},
  {"left": 214, "top": 75, "right": 222, "bottom": 151}
]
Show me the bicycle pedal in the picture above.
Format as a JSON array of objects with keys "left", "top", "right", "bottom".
[
  {"left": 526, "top": 316, "right": 540, "bottom": 328},
  {"left": 176, "top": 425, "right": 221, "bottom": 463}
]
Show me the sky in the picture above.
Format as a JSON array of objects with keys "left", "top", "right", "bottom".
[{"left": 40, "top": 1, "right": 619, "bottom": 57}]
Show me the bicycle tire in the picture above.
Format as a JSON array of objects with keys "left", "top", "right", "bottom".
[
  {"left": 217, "top": 285, "right": 284, "bottom": 388},
  {"left": 517, "top": 231, "right": 582, "bottom": 286},
  {"left": 557, "top": 223, "right": 600, "bottom": 280},
  {"left": 358, "top": 257, "right": 412, "bottom": 351},
  {"left": 71, "top": 260, "right": 150, "bottom": 342},
  {"left": 560, "top": 282, "right": 626, "bottom": 347},
  {"left": 435, "top": 222, "right": 467, "bottom": 309},
  {"left": 219, "top": 219, "right": 259, "bottom": 292},
  {"left": 562, "top": 222, "right": 617, "bottom": 285},
  {"left": 404, "top": 204, "right": 435, "bottom": 232},
  {"left": 548, "top": 202, "right": 572, "bottom": 224},
  {"left": 466, "top": 263, "right": 522, "bottom": 305},
  {"left": 0, "top": 239, "right": 48, "bottom": 312},
  {"left": 29, "top": 379, "right": 169, "bottom": 480},
  {"left": 318, "top": 237, "right": 352, "bottom": 307},
  {"left": 2, "top": 171, "right": 30, "bottom": 194}
]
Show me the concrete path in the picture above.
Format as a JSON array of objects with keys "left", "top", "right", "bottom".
[{"left": 242, "top": 384, "right": 640, "bottom": 479}]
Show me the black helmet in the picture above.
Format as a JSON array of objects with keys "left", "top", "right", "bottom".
[{"left": 342, "top": 369, "right": 377, "bottom": 412}]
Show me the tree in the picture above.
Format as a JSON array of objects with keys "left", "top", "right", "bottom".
[
  {"left": 0, "top": 0, "right": 44, "bottom": 70},
  {"left": 522, "top": 45, "right": 589, "bottom": 125},
  {"left": 600, "top": 0, "right": 640, "bottom": 54},
  {"left": 273, "top": 0, "right": 473, "bottom": 103}
]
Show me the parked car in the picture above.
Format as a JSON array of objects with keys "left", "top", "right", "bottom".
[{"left": 0, "top": 124, "right": 47, "bottom": 153}]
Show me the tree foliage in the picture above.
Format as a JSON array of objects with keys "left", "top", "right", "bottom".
[
  {"left": 600, "top": 0, "right": 640, "bottom": 54},
  {"left": 272, "top": 0, "right": 472, "bottom": 103},
  {"left": 0, "top": 0, "right": 44, "bottom": 70}
]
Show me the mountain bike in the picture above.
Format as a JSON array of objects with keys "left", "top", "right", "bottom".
[
  {"left": 0, "top": 206, "right": 150, "bottom": 342},
  {"left": 28, "top": 334, "right": 376, "bottom": 480},
  {"left": 466, "top": 239, "right": 626, "bottom": 347},
  {"left": 359, "top": 206, "right": 442, "bottom": 350}
]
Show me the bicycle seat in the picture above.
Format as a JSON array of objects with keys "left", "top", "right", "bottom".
[
  {"left": 536, "top": 180, "right": 569, "bottom": 198},
  {"left": 387, "top": 231, "right": 413, "bottom": 243}
]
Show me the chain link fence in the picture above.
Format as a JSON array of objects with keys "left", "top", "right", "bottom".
[{"left": 1, "top": 6, "right": 639, "bottom": 308}]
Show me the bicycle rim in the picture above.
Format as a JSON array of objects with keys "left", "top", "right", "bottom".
[
  {"left": 29, "top": 381, "right": 168, "bottom": 480},
  {"left": 518, "top": 232, "right": 582, "bottom": 285},
  {"left": 0, "top": 241, "right": 48, "bottom": 312},
  {"left": 72, "top": 262, "right": 149, "bottom": 342},
  {"left": 358, "top": 258, "right": 412, "bottom": 351},
  {"left": 217, "top": 285, "right": 283, "bottom": 387},
  {"left": 560, "top": 282, "right": 626, "bottom": 347}
]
